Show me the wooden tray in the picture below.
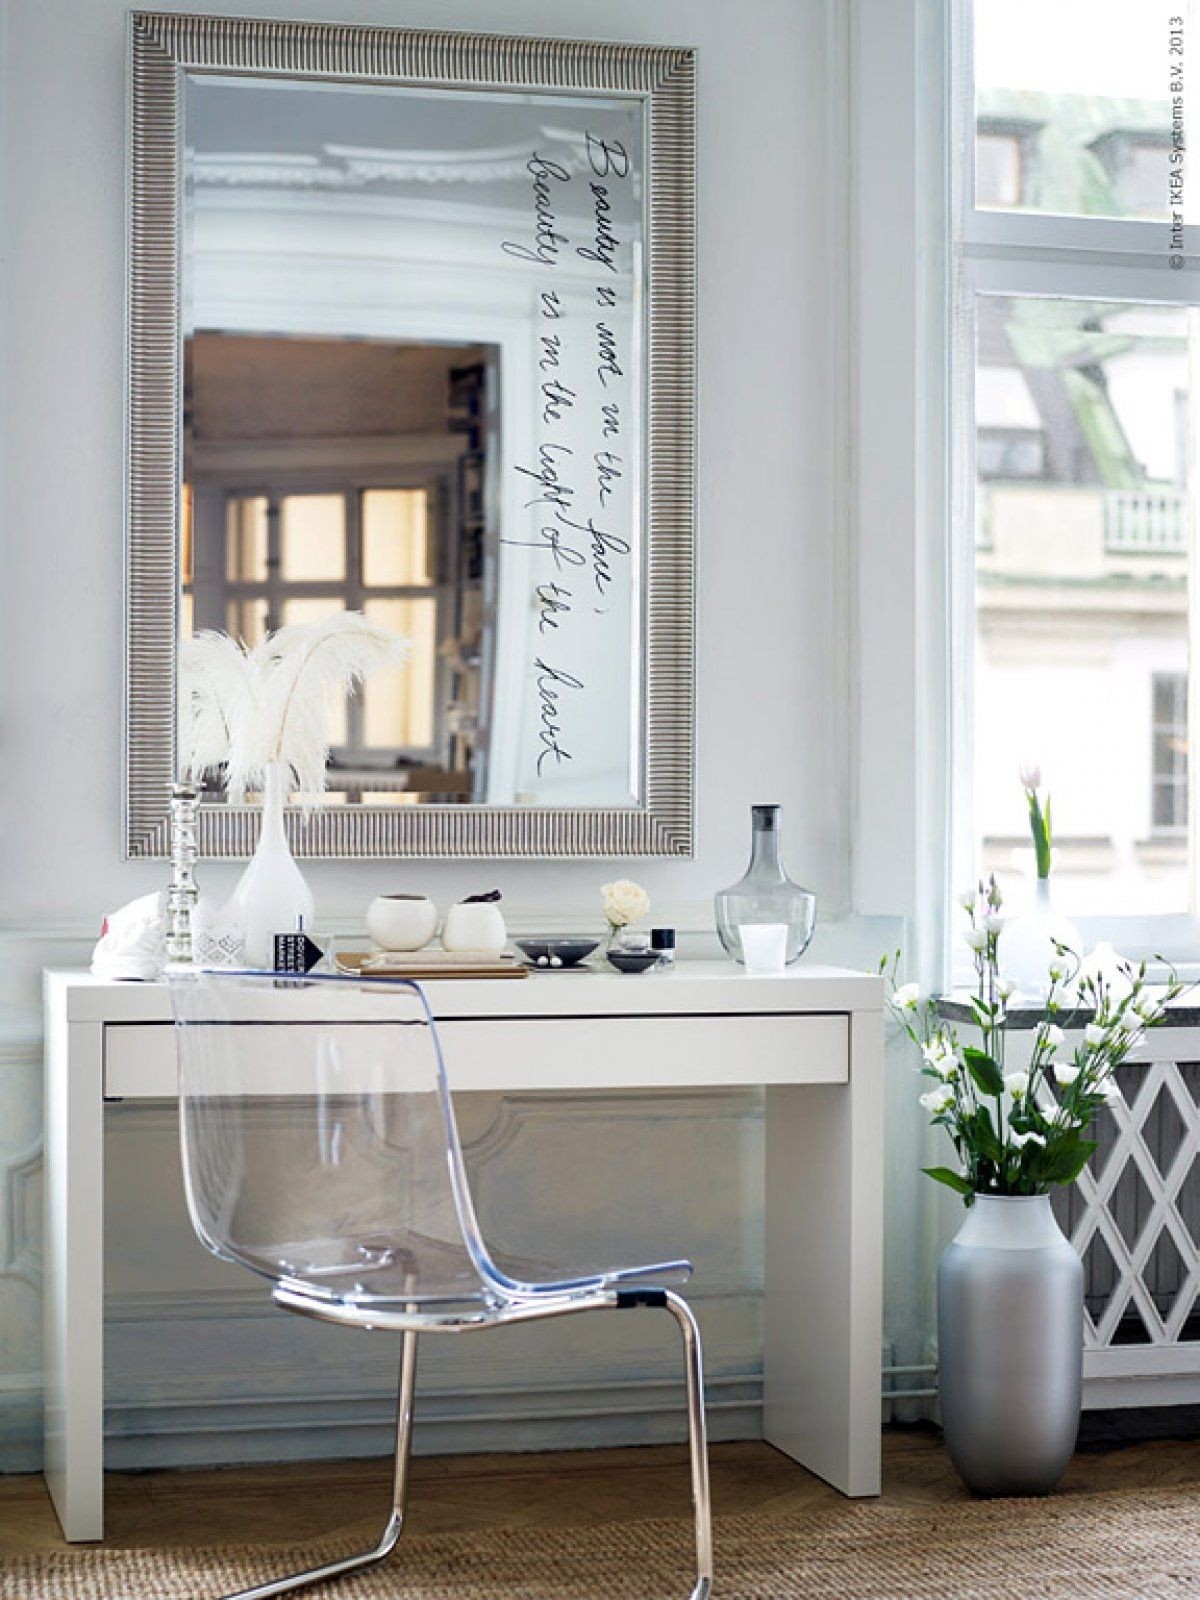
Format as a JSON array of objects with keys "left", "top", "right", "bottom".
[{"left": 334, "top": 950, "right": 529, "bottom": 981}]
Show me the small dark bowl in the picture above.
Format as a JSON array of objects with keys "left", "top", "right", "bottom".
[
  {"left": 605, "top": 950, "right": 660, "bottom": 975},
  {"left": 515, "top": 937, "right": 600, "bottom": 970}
]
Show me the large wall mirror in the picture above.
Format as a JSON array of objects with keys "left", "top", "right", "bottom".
[{"left": 127, "top": 14, "right": 694, "bottom": 858}]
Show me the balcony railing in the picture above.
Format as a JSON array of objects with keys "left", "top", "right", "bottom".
[{"left": 1104, "top": 489, "right": 1186, "bottom": 553}]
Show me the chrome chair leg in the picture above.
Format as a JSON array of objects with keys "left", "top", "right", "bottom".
[
  {"left": 664, "top": 1291, "right": 713, "bottom": 1600},
  {"left": 216, "top": 1329, "right": 419, "bottom": 1600}
]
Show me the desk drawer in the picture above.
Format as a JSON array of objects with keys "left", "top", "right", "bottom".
[{"left": 104, "top": 1013, "right": 850, "bottom": 1099}]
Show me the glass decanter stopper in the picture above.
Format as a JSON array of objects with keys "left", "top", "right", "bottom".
[{"left": 715, "top": 804, "right": 816, "bottom": 966}]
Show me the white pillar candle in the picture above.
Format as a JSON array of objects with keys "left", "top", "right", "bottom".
[{"left": 738, "top": 922, "right": 788, "bottom": 973}]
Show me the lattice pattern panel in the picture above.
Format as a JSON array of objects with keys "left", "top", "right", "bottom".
[{"left": 1050, "top": 1054, "right": 1200, "bottom": 1352}]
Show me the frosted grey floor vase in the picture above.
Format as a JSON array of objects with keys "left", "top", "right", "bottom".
[{"left": 938, "top": 1193, "right": 1084, "bottom": 1496}]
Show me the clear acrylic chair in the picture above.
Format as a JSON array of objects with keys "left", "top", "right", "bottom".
[{"left": 169, "top": 970, "right": 712, "bottom": 1600}]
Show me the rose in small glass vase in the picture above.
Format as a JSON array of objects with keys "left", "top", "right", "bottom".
[
  {"left": 883, "top": 879, "right": 1188, "bottom": 1497},
  {"left": 601, "top": 879, "right": 650, "bottom": 951}
]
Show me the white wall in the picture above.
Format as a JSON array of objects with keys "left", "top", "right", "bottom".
[{"left": 0, "top": 0, "right": 926, "bottom": 1471}]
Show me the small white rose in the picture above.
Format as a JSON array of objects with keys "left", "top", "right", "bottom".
[
  {"left": 1053, "top": 1063, "right": 1080, "bottom": 1086},
  {"left": 1010, "top": 1130, "right": 1046, "bottom": 1150},
  {"left": 919, "top": 1084, "right": 956, "bottom": 1114},
  {"left": 1084, "top": 1023, "right": 1106, "bottom": 1048},
  {"left": 964, "top": 928, "right": 988, "bottom": 953},
  {"left": 1044, "top": 1024, "right": 1065, "bottom": 1047},
  {"left": 892, "top": 982, "right": 921, "bottom": 1010},
  {"left": 601, "top": 879, "right": 649, "bottom": 929},
  {"left": 1004, "top": 1070, "right": 1030, "bottom": 1098},
  {"left": 984, "top": 914, "right": 1005, "bottom": 936}
]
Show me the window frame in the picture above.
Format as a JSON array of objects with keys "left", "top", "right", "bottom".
[{"left": 952, "top": 0, "right": 1200, "bottom": 961}]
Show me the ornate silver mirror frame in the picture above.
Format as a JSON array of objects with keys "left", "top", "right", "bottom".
[{"left": 126, "top": 12, "right": 694, "bottom": 859}]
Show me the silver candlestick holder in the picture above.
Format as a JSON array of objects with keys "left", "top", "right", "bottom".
[{"left": 166, "top": 781, "right": 200, "bottom": 966}]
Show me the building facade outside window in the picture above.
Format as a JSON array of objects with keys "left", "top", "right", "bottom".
[{"left": 958, "top": 0, "right": 1199, "bottom": 924}]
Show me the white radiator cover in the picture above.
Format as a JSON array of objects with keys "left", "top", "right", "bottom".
[{"left": 1053, "top": 1029, "right": 1200, "bottom": 1410}]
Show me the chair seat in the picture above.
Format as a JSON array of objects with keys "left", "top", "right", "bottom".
[{"left": 246, "top": 1228, "right": 692, "bottom": 1309}]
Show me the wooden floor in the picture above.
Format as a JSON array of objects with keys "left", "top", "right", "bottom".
[{"left": 1, "top": 1431, "right": 1198, "bottom": 1556}]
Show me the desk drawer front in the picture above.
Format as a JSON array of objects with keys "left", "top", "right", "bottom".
[{"left": 104, "top": 1014, "right": 850, "bottom": 1098}]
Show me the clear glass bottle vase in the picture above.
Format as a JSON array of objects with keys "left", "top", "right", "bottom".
[{"left": 715, "top": 804, "right": 816, "bottom": 966}]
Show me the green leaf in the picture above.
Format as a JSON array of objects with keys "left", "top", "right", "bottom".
[
  {"left": 963, "top": 1046, "right": 1005, "bottom": 1097},
  {"left": 1039, "top": 1139, "right": 1097, "bottom": 1186},
  {"left": 969, "top": 1105, "right": 1003, "bottom": 1163},
  {"left": 922, "top": 1166, "right": 973, "bottom": 1196}
]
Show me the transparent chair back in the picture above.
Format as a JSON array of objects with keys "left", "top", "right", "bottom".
[{"left": 170, "top": 971, "right": 689, "bottom": 1310}]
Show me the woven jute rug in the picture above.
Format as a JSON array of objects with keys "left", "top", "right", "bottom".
[{"left": 7, "top": 1483, "right": 1200, "bottom": 1600}]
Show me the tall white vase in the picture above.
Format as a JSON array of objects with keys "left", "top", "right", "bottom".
[
  {"left": 232, "top": 763, "right": 315, "bottom": 968},
  {"left": 996, "top": 878, "right": 1082, "bottom": 999}
]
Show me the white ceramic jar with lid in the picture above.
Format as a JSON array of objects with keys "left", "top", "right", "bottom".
[{"left": 441, "top": 890, "right": 507, "bottom": 954}]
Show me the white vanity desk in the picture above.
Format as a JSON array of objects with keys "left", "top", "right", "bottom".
[{"left": 43, "top": 960, "right": 884, "bottom": 1541}]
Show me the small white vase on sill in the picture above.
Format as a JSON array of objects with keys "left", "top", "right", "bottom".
[
  {"left": 996, "top": 877, "right": 1081, "bottom": 999},
  {"left": 231, "top": 762, "right": 315, "bottom": 968}
]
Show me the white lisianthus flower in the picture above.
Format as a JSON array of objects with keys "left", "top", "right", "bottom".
[
  {"left": 958, "top": 889, "right": 977, "bottom": 912},
  {"left": 1010, "top": 1130, "right": 1046, "bottom": 1150},
  {"left": 964, "top": 928, "right": 988, "bottom": 953},
  {"left": 984, "top": 914, "right": 1005, "bottom": 936},
  {"left": 919, "top": 1084, "right": 956, "bottom": 1114},
  {"left": 1053, "top": 1063, "right": 1081, "bottom": 1086},
  {"left": 892, "top": 982, "right": 921, "bottom": 1010},
  {"left": 997, "top": 978, "right": 1017, "bottom": 1001},
  {"left": 1004, "top": 1070, "right": 1030, "bottom": 1098},
  {"left": 922, "top": 1038, "right": 958, "bottom": 1079},
  {"left": 1044, "top": 1024, "right": 1065, "bottom": 1047},
  {"left": 1084, "top": 1022, "right": 1106, "bottom": 1048},
  {"left": 601, "top": 879, "right": 649, "bottom": 929},
  {"left": 1018, "top": 762, "right": 1043, "bottom": 791}
]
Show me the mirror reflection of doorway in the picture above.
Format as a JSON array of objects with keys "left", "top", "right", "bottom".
[{"left": 181, "top": 332, "right": 499, "bottom": 805}]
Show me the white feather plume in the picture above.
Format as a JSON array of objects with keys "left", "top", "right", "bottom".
[
  {"left": 256, "top": 612, "right": 410, "bottom": 799},
  {"left": 178, "top": 630, "right": 259, "bottom": 787},
  {"left": 177, "top": 612, "right": 410, "bottom": 801}
]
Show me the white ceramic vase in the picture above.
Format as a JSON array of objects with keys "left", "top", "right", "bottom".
[
  {"left": 997, "top": 878, "right": 1081, "bottom": 999},
  {"left": 231, "top": 762, "right": 315, "bottom": 968},
  {"left": 366, "top": 894, "right": 438, "bottom": 952}
]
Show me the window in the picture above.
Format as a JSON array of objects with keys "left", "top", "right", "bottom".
[
  {"left": 976, "top": 130, "right": 1025, "bottom": 208},
  {"left": 973, "top": 0, "right": 1176, "bottom": 222},
  {"left": 185, "top": 480, "right": 442, "bottom": 767},
  {"left": 1152, "top": 672, "right": 1189, "bottom": 831},
  {"left": 958, "top": 2, "right": 1199, "bottom": 924}
]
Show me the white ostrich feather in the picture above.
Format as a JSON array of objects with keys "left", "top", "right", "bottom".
[
  {"left": 177, "top": 612, "right": 409, "bottom": 800},
  {"left": 256, "top": 612, "right": 410, "bottom": 799},
  {"left": 178, "top": 630, "right": 259, "bottom": 787}
]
